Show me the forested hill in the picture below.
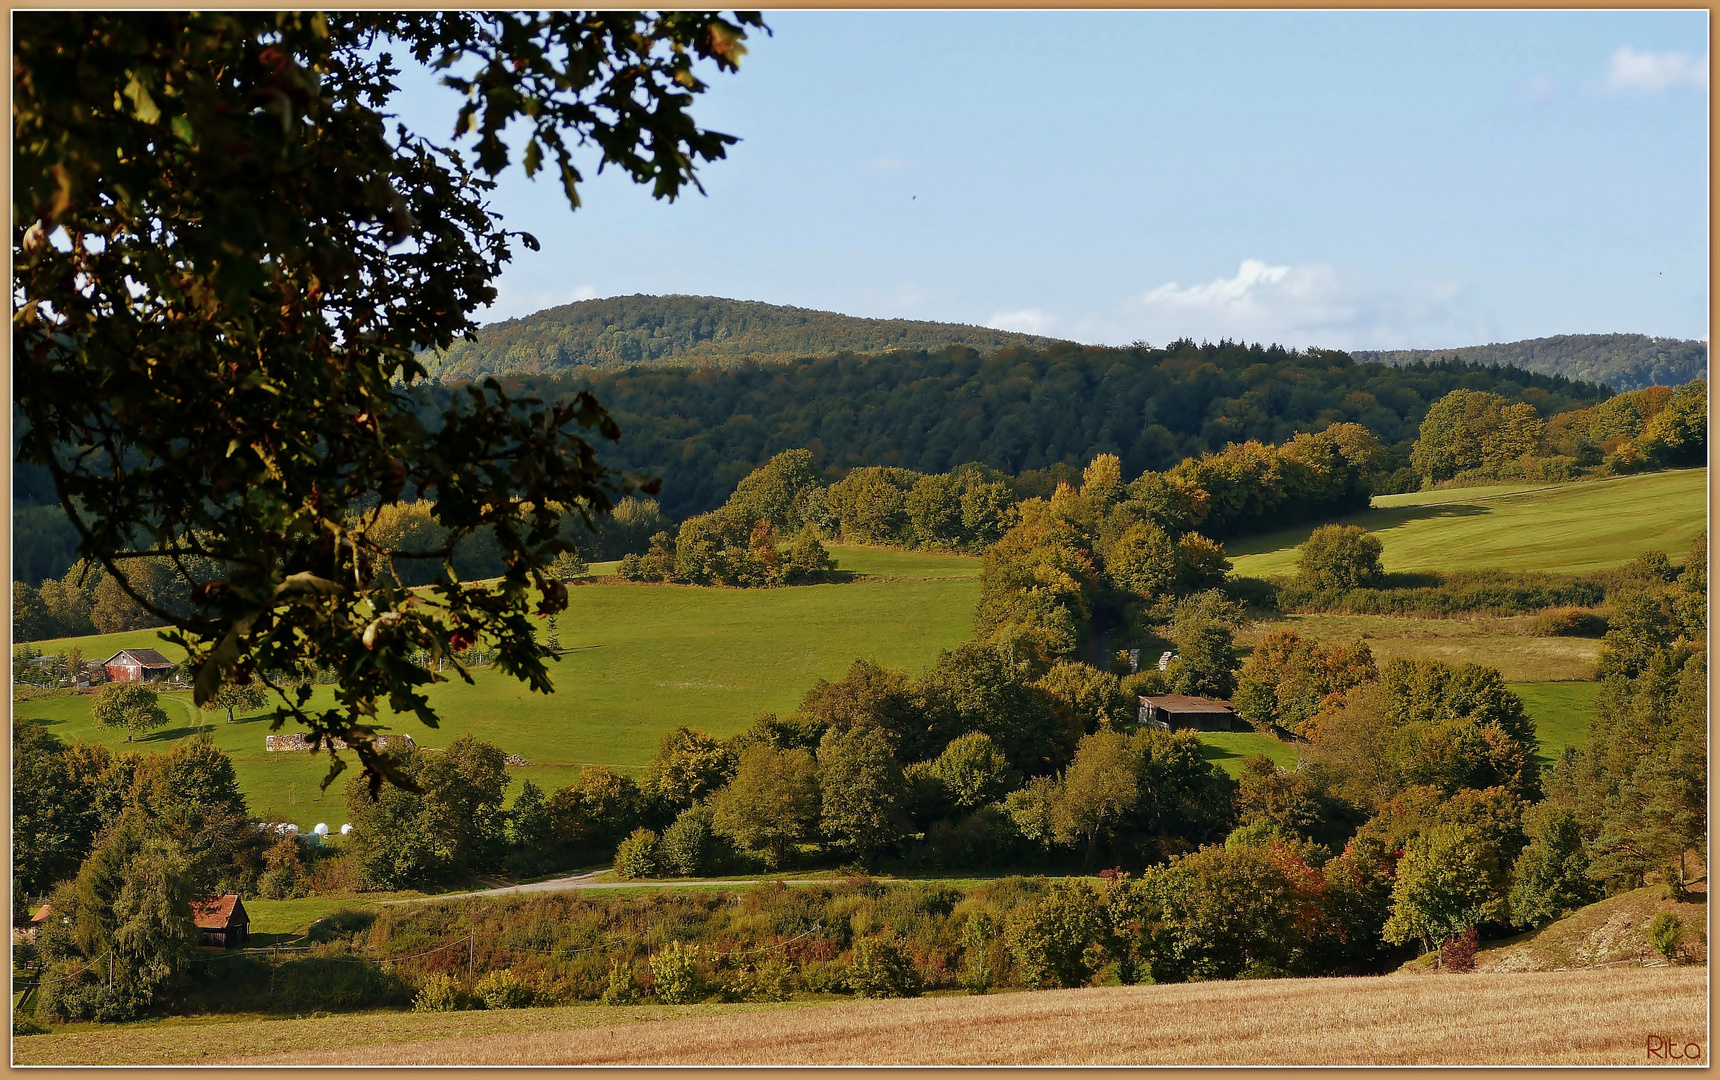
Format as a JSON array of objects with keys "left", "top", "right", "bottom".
[
  {"left": 1353, "top": 334, "right": 1707, "bottom": 392},
  {"left": 454, "top": 341, "right": 1609, "bottom": 522},
  {"left": 422, "top": 294, "right": 1067, "bottom": 377}
]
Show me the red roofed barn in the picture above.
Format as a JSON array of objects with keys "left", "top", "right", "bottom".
[
  {"left": 191, "top": 895, "right": 250, "bottom": 948},
  {"left": 102, "top": 648, "right": 176, "bottom": 683}
]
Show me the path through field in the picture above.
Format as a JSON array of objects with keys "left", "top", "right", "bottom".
[
  {"left": 382, "top": 870, "right": 837, "bottom": 904},
  {"left": 92, "top": 967, "right": 1692, "bottom": 1067}
]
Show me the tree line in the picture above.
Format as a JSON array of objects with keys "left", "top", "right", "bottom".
[
  {"left": 434, "top": 341, "right": 1608, "bottom": 523},
  {"left": 1408, "top": 380, "right": 1706, "bottom": 486},
  {"left": 1354, "top": 333, "right": 1708, "bottom": 395}
]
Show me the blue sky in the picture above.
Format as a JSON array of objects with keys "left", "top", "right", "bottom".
[{"left": 387, "top": 11, "right": 1709, "bottom": 351}]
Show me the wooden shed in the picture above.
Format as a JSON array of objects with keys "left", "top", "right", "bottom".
[
  {"left": 1138, "top": 694, "right": 1242, "bottom": 732},
  {"left": 191, "top": 895, "right": 250, "bottom": 948},
  {"left": 101, "top": 648, "right": 176, "bottom": 683}
]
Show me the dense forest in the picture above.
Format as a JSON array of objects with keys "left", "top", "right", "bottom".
[
  {"left": 10, "top": 341, "right": 1610, "bottom": 585},
  {"left": 1354, "top": 334, "right": 1707, "bottom": 393},
  {"left": 462, "top": 341, "right": 1608, "bottom": 523},
  {"left": 422, "top": 294, "right": 1066, "bottom": 378}
]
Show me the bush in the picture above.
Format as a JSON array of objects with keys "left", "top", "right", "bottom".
[
  {"left": 600, "top": 959, "right": 640, "bottom": 1005},
  {"left": 614, "top": 828, "right": 660, "bottom": 880},
  {"left": 307, "top": 907, "right": 376, "bottom": 944},
  {"left": 474, "top": 967, "right": 533, "bottom": 1009},
  {"left": 1006, "top": 880, "right": 1105, "bottom": 989},
  {"left": 1439, "top": 927, "right": 1479, "bottom": 973},
  {"left": 846, "top": 932, "right": 923, "bottom": 998},
  {"left": 1526, "top": 607, "right": 1608, "bottom": 637},
  {"left": 659, "top": 807, "right": 716, "bottom": 877},
  {"left": 1649, "top": 912, "right": 1685, "bottom": 962},
  {"left": 13, "top": 1012, "right": 48, "bottom": 1036},
  {"left": 650, "top": 941, "right": 706, "bottom": 1004},
  {"left": 1297, "top": 525, "right": 1384, "bottom": 591},
  {"left": 412, "top": 973, "right": 466, "bottom": 1012},
  {"left": 724, "top": 955, "right": 795, "bottom": 1002}
]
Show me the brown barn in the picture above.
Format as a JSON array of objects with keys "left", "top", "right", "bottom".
[
  {"left": 191, "top": 895, "right": 250, "bottom": 948},
  {"left": 1138, "top": 694, "right": 1241, "bottom": 732},
  {"left": 101, "top": 648, "right": 176, "bottom": 683}
]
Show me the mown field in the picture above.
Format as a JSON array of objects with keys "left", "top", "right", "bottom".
[
  {"left": 14, "top": 968, "right": 1703, "bottom": 1066},
  {"left": 1229, "top": 468, "right": 1707, "bottom": 577},
  {"left": 16, "top": 546, "right": 982, "bottom": 823}
]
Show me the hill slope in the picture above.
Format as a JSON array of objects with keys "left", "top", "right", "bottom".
[
  {"left": 1353, "top": 334, "right": 1707, "bottom": 392},
  {"left": 1227, "top": 468, "right": 1706, "bottom": 577},
  {"left": 423, "top": 294, "right": 1068, "bottom": 377},
  {"left": 462, "top": 344, "right": 1606, "bottom": 522}
]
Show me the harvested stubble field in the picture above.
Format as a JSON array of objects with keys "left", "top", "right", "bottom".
[{"left": 16, "top": 968, "right": 1703, "bottom": 1067}]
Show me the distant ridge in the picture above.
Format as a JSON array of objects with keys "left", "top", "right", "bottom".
[
  {"left": 1352, "top": 333, "right": 1707, "bottom": 393},
  {"left": 424, "top": 294, "right": 1070, "bottom": 379}
]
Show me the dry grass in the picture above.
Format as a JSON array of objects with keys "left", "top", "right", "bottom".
[
  {"left": 1243, "top": 612, "right": 1601, "bottom": 683},
  {"left": 10, "top": 1002, "right": 825, "bottom": 1067},
  {"left": 24, "top": 968, "right": 1694, "bottom": 1067},
  {"left": 1475, "top": 884, "right": 1708, "bottom": 974}
]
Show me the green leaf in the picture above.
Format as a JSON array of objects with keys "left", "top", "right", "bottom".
[
  {"left": 171, "top": 114, "right": 195, "bottom": 146},
  {"left": 123, "top": 72, "right": 161, "bottom": 124}
]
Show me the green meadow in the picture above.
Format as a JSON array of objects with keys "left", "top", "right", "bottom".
[
  {"left": 1228, "top": 468, "right": 1706, "bottom": 578},
  {"left": 16, "top": 551, "right": 983, "bottom": 824},
  {"left": 15, "top": 471, "right": 1658, "bottom": 827}
]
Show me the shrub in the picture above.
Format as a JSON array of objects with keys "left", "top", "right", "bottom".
[
  {"left": 960, "top": 912, "right": 996, "bottom": 995},
  {"left": 1649, "top": 912, "right": 1684, "bottom": 963},
  {"left": 723, "top": 955, "right": 795, "bottom": 1002},
  {"left": 1005, "top": 879, "right": 1105, "bottom": 989},
  {"left": 13, "top": 1013, "right": 48, "bottom": 1036},
  {"left": 600, "top": 959, "right": 640, "bottom": 1005},
  {"left": 412, "top": 973, "right": 466, "bottom": 1012},
  {"left": 474, "top": 967, "right": 533, "bottom": 1009},
  {"left": 659, "top": 807, "right": 716, "bottom": 877},
  {"left": 547, "top": 550, "right": 589, "bottom": 580},
  {"left": 1297, "top": 525, "right": 1384, "bottom": 591},
  {"left": 614, "top": 828, "right": 660, "bottom": 880},
  {"left": 307, "top": 907, "right": 376, "bottom": 944},
  {"left": 1526, "top": 607, "right": 1609, "bottom": 637},
  {"left": 1439, "top": 927, "right": 1479, "bottom": 973},
  {"left": 846, "top": 932, "right": 923, "bottom": 999},
  {"left": 650, "top": 941, "right": 706, "bottom": 1004}
]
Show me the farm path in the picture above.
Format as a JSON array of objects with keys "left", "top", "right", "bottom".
[{"left": 387, "top": 870, "right": 834, "bottom": 904}]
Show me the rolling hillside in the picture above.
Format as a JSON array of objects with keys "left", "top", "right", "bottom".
[
  {"left": 422, "top": 294, "right": 1068, "bottom": 378},
  {"left": 1228, "top": 468, "right": 1707, "bottom": 577},
  {"left": 1353, "top": 333, "right": 1707, "bottom": 392}
]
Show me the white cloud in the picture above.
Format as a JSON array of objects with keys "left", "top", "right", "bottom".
[
  {"left": 1091, "top": 259, "right": 1471, "bottom": 351},
  {"left": 1606, "top": 46, "right": 1708, "bottom": 92},
  {"left": 987, "top": 308, "right": 1057, "bottom": 336}
]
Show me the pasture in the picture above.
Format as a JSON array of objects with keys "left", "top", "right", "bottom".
[
  {"left": 15, "top": 553, "right": 982, "bottom": 824},
  {"left": 15, "top": 968, "right": 1703, "bottom": 1066},
  {"left": 1228, "top": 468, "right": 1706, "bottom": 577}
]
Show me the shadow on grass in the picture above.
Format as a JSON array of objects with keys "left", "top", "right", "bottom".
[
  {"left": 138, "top": 722, "right": 218, "bottom": 743},
  {"left": 1225, "top": 501, "right": 1494, "bottom": 558}
]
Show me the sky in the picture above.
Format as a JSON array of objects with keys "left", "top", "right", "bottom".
[{"left": 384, "top": 11, "right": 1710, "bottom": 352}]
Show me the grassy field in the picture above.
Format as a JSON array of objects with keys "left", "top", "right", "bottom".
[
  {"left": 16, "top": 561, "right": 981, "bottom": 823},
  {"left": 1512, "top": 681, "right": 1601, "bottom": 766},
  {"left": 1241, "top": 612, "right": 1601, "bottom": 683},
  {"left": 1196, "top": 731, "right": 1299, "bottom": 776},
  {"left": 14, "top": 968, "right": 1702, "bottom": 1066},
  {"left": 1229, "top": 468, "right": 1706, "bottom": 577}
]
